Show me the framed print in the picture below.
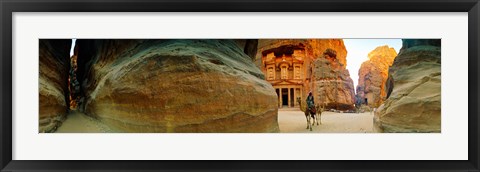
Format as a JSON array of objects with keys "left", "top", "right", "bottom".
[{"left": 1, "top": 0, "right": 479, "bottom": 171}]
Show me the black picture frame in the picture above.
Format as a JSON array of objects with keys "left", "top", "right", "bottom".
[{"left": 1, "top": 0, "right": 479, "bottom": 171}]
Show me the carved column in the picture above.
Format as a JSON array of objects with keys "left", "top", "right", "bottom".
[
  {"left": 293, "top": 88, "right": 296, "bottom": 107},
  {"left": 279, "top": 88, "right": 282, "bottom": 108},
  {"left": 288, "top": 88, "right": 291, "bottom": 107}
]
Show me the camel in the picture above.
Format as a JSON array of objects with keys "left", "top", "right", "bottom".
[
  {"left": 296, "top": 97, "right": 318, "bottom": 131},
  {"left": 315, "top": 103, "right": 324, "bottom": 125}
]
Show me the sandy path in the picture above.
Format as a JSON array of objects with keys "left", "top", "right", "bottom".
[
  {"left": 55, "top": 109, "right": 375, "bottom": 133},
  {"left": 278, "top": 109, "right": 377, "bottom": 133},
  {"left": 55, "top": 111, "right": 116, "bottom": 133}
]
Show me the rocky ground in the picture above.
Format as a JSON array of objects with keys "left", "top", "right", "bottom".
[
  {"left": 278, "top": 108, "right": 376, "bottom": 133},
  {"left": 56, "top": 111, "right": 115, "bottom": 133},
  {"left": 56, "top": 109, "right": 375, "bottom": 133}
]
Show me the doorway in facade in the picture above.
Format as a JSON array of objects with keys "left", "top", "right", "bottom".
[
  {"left": 282, "top": 88, "right": 288, "bottom": 107},
  {"left": 290, "top": 88, "right": 294, "bottom": 107}
]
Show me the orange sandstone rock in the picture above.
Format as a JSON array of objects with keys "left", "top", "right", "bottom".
[
  {"left": 39, "top": 39, "right": 71, "bottom": 132},
  {"left": 374, "top": 39, "right": 441, "bottom": 133},
  {"left": 76, "top": 40, "right": 279, "bottom": 133},
  {"left": 311, "top": 49, "right": 356, "bottom": 110},
  {"left": 256, "top": 39, "right": 347, "bottom": 67},
  {"left": 356, "top": 45, "right": 398, "bottom": 107}
]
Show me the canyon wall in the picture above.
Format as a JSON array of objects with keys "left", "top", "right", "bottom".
[
  {"left": 39, "top": 39, "right": 71, "bottom": 132},
  {"left": 256, "top": 39, "right": 348, "bottom": 67},
  {"left": 234, "top": 39, "right": 258, "bottom": 60},
  {"left": 311, "top": 49, "right": 356, "bottom": 110},
  {"left": 374, "top": 39, "right": 441, "bottom": 132},
  {"left": 356, "top": 45, "right": 397, "bottom": 107},
  {"left": 76, "top": 39, "right": 279, "bottom": 133}
]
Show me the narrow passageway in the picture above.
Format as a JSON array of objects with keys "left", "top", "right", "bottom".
[
  {"left": 68, "top": 39, "right": 81, "bottom": 110},
  {"left": 56, "top": 111, "right": 115, "bottom": 133}
]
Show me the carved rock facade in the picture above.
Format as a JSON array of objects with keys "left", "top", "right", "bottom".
[{"left": 256, "top": 39, "right": 355, "bottom": 110}]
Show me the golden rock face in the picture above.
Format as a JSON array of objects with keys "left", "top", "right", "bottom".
[
  {"left": 39, "top": 39, "right": 71, "bottom": 132},
  {"left": 357, "top": 45, "right": 398, "bottom": 107},
  {"left": 77, "top": 40, "right": 279, "bottom": 133},
  {"left": 256, "top": 39, "right": 347, "bottom": 66},
  {"left": 310, "top": 48, "right": 356, "bottom": 111},
  {"left": 374, "top": 39, "right": 441, "bottom": 133}
]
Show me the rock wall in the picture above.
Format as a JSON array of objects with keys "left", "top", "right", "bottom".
[
  {"left": 374, "top": 39, "right": 441, "bottom": 133},
  {"left": 76, "top": 39, "right": 279, "bottom": 133},
  {"left": 356, "top": 45, "right": 398, "bottom": 107},
  {"left": 311, "top": 49, "right": 356, "bottom": 110},
  {"left": 39, "top": 39, "right": 71, "bottom": 132},
  {"left": 234, "top": 39, "right": 258, "bottom": 60},
  {"left": 256, "top": 39, "right": 347, "bottom": 67}
]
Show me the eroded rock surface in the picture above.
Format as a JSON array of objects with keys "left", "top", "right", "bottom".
[
  {"left": 374, "top": 39, "right": 441, "bottom": 133},
  {"left": 356, "top": 45, "right": 397, "bottom": 107},
  {"left": 256, "top": 39, "right": 348, "bottom": 67},
  {"left": 311, "top": 49, "right": 356, "bottom": 110},
  {"left": 234, "top": 39, "right": 258, "bottom": 60},
  {"left": 39, "top": 39, "right": 71, "bottom": 132},
  {"left": 76, "top": 40, "right": 279, "bottom": 132}
]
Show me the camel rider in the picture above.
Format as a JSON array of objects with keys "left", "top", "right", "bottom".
[{"left": 306, "top": 91, "right": 315, "bottom": 112}]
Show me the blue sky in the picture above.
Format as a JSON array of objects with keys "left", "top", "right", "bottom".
[{"left": 343, "top": 39, "right": 402, "bottom": 93}]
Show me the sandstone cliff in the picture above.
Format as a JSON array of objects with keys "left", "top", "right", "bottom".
[
  {"left": 39, "top": 39, "right": 71, "bottom": 132},
  {"left": 374, "top": 39, "right": 441, "bottom": 132},
  {"left": 356, "top": 45, "right": 397, "bottom": 107},
  {"left": 76, "top": 39, "right": 279, "bottom": 133},
  {"left": 311, "top": 49, "right": 356, "bottom": 110},
  {"left": 234, "top": 39, "right": 258, "bottom": 60},
  {"left": 256, "top": 39, "right": 347, "bottom": 67}
]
